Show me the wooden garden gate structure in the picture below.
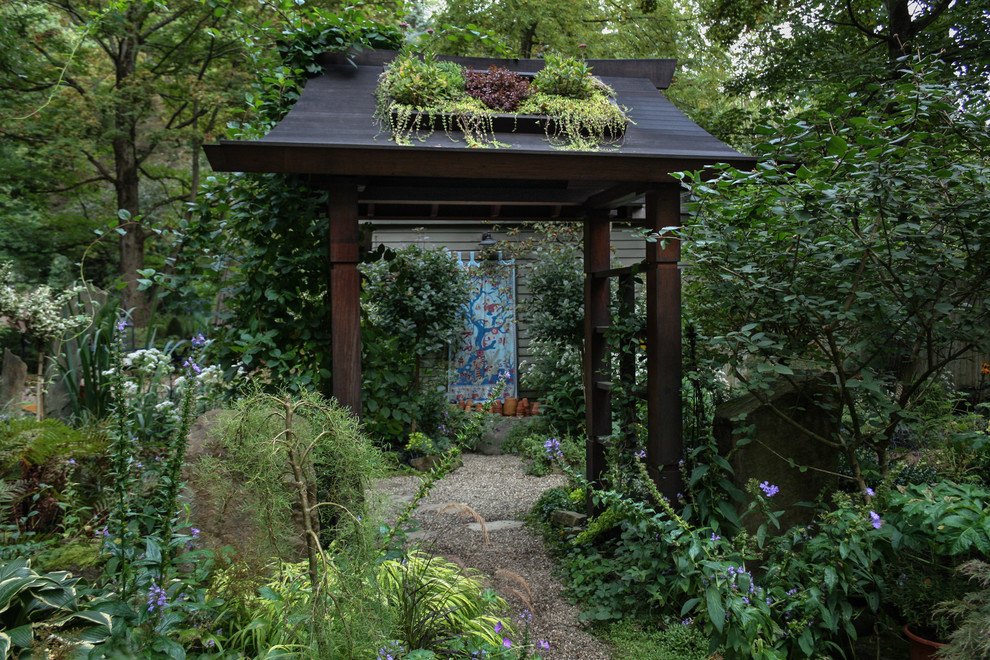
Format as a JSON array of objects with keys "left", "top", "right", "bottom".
[{"left": 204, "top": 49, "right": 753, "bottom": 505}]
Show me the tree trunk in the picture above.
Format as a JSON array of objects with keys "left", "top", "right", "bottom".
[
  {"left": 520, "top": 22, "right": 539, "bottom": 59},
  {"left": 886, "top": 0, "right": 913, "bottom": 63},
  {"left": 114, "top": 10, "right": 150, "bottom": 326}
]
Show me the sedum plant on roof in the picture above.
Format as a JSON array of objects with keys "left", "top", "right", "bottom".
[{"left": 375, "top": 51, "right": 627, "bottom": 150}]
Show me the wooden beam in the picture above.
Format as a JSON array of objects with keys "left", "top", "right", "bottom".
[
  {"left": 316, "top": 50, "right": 678, "bottom": 89},
  {"left": 645, "top": 184, "right": 683, "bottom": 503},
  {"left": 582, "top": 182, "right": 650, "bottom": 209},
  {"left": 359, "top": 186, "right": 590, "bottom": 206},
  {"left": 584, "top": 214, "right": 611, "bottom": 515},
  {"left": 328, "top": 181, "right": 362, "bottom": 415},
  {"left": 204, "top": 142, "right": 734, "bottom": 183}
]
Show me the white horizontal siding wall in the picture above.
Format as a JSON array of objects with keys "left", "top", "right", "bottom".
[{"left": 368, "top": 221, "right": 652, "bottom": 397}]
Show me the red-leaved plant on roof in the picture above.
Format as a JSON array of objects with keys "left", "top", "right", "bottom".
[{"left": 463, "top": 66, "right": 532, "bottom": 112}]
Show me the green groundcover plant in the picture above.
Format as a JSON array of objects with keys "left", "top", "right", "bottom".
[{"left": 535, "top": 436, "right": 990, "bottom": 659}]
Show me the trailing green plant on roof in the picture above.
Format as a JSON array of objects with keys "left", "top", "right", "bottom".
[{"left": 375, "top": 51, "right": 628, "bottom": 150}]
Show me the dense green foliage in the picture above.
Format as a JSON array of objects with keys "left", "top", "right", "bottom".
[
  {"left": 3, "top": 0, "right": 990, "bottom": 657},
  {"left": 680, "top": 59, "right": 990, "bottom": 489}
]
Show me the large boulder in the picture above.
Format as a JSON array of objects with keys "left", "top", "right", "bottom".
[{"left": 714, "top": 377, "right": 839, "bottom": 532}]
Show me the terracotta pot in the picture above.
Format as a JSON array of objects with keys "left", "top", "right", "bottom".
[
  {"left": 517, "top": 398, "right": 530, "bottom": 416},
  {"left": 474, "top": 403, "right": 484, "bottom": 412},
  {"left": 531, "top": 401, "right": 540, "bottom": 416},
  {"left": 492, "top": 401, "right": 503, "bottom": 415},
  {"left": 503, "top": 397, "right": 517, "bottom": 416},
  {"left": 904, "top": 624, "right": 946, "bottom": 660}
]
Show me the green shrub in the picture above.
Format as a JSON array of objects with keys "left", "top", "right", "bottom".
[
  {"left": 510, "top": 432, "right": 582, "bottom": 476},
  {"left": 599, "top": 619, "right": 713, "bottom": 660},
  {"left": 212, "top": 554, "right": 391, "bottom": 659},
  {"left": 195, "top": 390, "right": 383, "bottom": 559},
  {"left": 532, "top": 53, "right": 596, "bottom": 100},
  {"left": 380, "top": 52, "right": 466, "bottom": 107}
]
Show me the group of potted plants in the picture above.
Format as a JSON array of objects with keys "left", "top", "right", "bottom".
[{"left": 375, "top": 51, "right": 628, "bottom": 149}]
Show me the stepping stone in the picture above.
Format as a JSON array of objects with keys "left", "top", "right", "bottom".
[
  {"left": 468, "top": 520, "right": 525, "bottom": 533},
  {"left": 405, "top": 530, "right": 433, "bottom": 541}
]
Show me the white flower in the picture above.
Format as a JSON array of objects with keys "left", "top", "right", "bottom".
[
  {"left": 0, "top": 262, "right": 88, "bottom": 344},
  {"left": 124, "top": 348, "right": 172, "bottom": 376}
]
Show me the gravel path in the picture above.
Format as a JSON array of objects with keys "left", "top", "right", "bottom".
[{"left": 374, "top": 453, "right": 613, "bottom": 660}]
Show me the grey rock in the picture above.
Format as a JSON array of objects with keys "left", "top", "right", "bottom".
[
  {"left": 467, "top": 520, "right": 525, "bottom": 533},
  {"left": 715, "top": 375, "right": 838, "bottom": 532},
  {"left": 551, "top": 509, "right": 587, "bottom": 528},
  {"left": 1, "top": 349, "right": 27, "bottom": 414}
]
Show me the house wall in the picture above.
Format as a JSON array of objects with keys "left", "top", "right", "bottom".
[{"left": 368, "top": 220, "right": 650, "bottom": 398}]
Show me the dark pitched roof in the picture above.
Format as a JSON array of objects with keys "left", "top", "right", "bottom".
[{"left": 203, "top": 50, "right": 753, "bottom": 219}]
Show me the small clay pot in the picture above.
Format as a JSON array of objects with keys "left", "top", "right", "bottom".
[
  {"left": 474, "top": 403, "right": 484, "bottom": 413},
  {"left": 517, "top": 398, "right": 530, "bottom": 416},
  {"left": 492, "top": 401, "right": 503, "bottom": 415},
  {"left": 531, "top": 401, "right": 540, "bottom": 416},
  {"left": 503, "top": 397, "right": 517, "bottom": 416},
  {"left": 904, "top": 624, "right": 946, "bottom": 660}
]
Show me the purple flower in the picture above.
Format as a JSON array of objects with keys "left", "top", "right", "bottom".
[
  {"left": 116, "top": 319, "right": 129, "bottom": 332},
  {"left": 543, "top": 438, "right": 563, "bottom": 460},
  {"left": 681, "top": 617, "right": 693, "bottom": 625},
  {"left": 865, "top": 487, "right": 875, "bottom": 497},
  {"left": 759, "top": 481, "right": 780, "bottom": 498},
  {"left": 191, "top": 333, "right": 207, "bottom": 348},
  {"left": 494, "top": 621, "right": 502, "bottom": 634},
  {"left": 539, "top": 640, "right": 550, "bottom": 650},
  {"left": 710, "top": 532, "right": 721, "bottom": 541},
  {"left": 426, "top": 28, "right": 434, "bottom": 34},
  {"left": 147, "top": 582, "right": 168, "bottom": 613},
  {"left": 634, "top": 449, "right": 646, "bottom": 459},
  {"left": 191, "top": 527, "right": 200, "bottom": 538},
  {"left": 502, "top": 638, "right": 512, "bottom": 649},
  {"left": 869, "top": 510, "right": 883, "bottom": 529},
  {"left": 578, "top": 43, "right": 587, "bottom": 48},
  {"left": 399, "top": 21, "right": 409, "bottom": 27}
]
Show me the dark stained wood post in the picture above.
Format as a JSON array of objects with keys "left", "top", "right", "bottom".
[
  {"left": 328, "top": 180, "right": 362, "bottom": 415},
  {"left": 617, "top": 270, "right": 637, "bottom": 449},
  {"left": 584, "top": 213, "right": 611, "bottom": 514},
  {"left": 645, "top": 184, "right": 684, "bottom": 503}
]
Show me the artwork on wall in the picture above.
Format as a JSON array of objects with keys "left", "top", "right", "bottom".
[{"left": 448, "top": 252, "right": 517, "bottom": 403}]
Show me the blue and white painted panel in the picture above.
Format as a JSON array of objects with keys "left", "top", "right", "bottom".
[{"left": 448, "top": 252, "right": 517, "bottom": 403}]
